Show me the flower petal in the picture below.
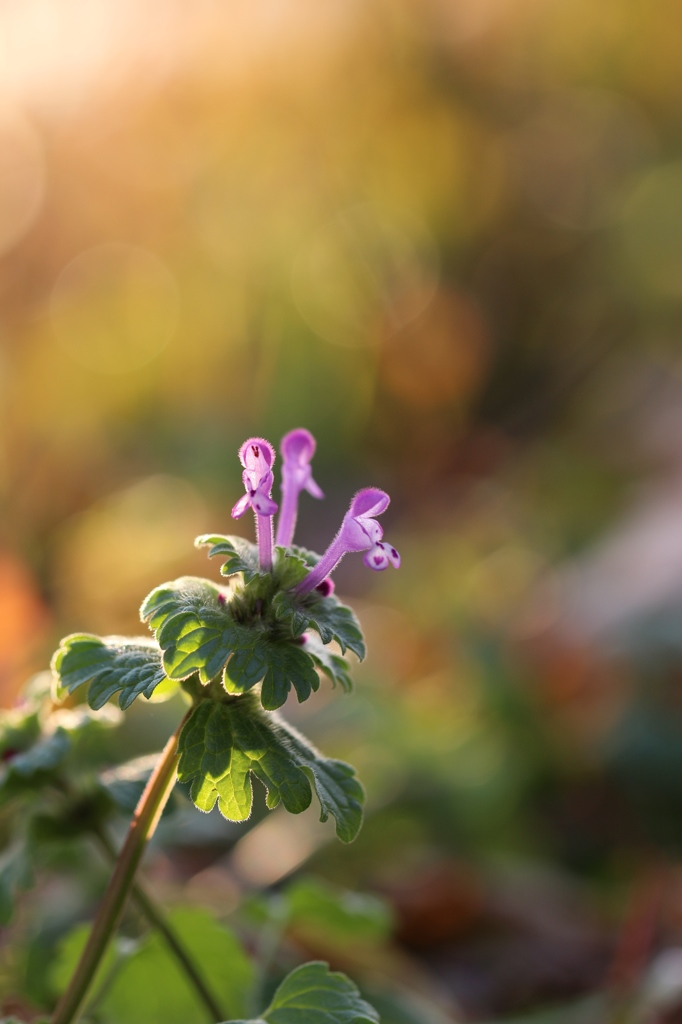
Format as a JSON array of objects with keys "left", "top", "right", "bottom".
[
  {"left": 349, "top": 488, "right": 390, "bottom": 519},
  {"left": 363, "top": 543, "right": 389, "bottom": 570},
  {"left": 252, "top": 491, "right": 278, "bottom": 516},
  {"left": 280, "top": 427, "right": 316, "bottom": 464},
  {"left": 386, "top": 543, "right": 401, "bottom": 568},
  {"left": 305, "top": 473, "right": 324, "bottom": 499},
  {"left": 231, "top": 492, "right": 252, "bottom": 519}
]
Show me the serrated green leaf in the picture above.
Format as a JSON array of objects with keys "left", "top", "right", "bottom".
[
  {"left": 290, "top": 544, "right": 322, "bottom": 567},
  {"left": 141, "top": 577, "right": 250, "bottom": 682},
  {"left": 305, "top": 598, "right": 366, "bottom": 660},
  {"left": 177, "top": 696, "right": 364, "bottom": 841},
  {"left": 225, "top": 639, "right": 319, "bottom": 710},
  {"left": 272, "top": 592, "right": 365, "bottom": 661},
  {"left": 226, "top": 961, "right": 379, "bottom": 1024},
  {"left": 51, "top": 635, "right": 169, "bottom": 710},
  {"left": 304, "top": 635, "right": 353, "bottom": 693},
  {"left": 177, "top": 699, "right": 311, "bottom": 819},
  {"left": 272, "top": 547, "right": 310, "bottom": 589},
  {"left": 271, "top": 591, "right": 310, "bottom": 638},
  {"left": 195, "top": 537, "right": 310, "bottom": 594},
  {"left": 195, "top": 534, "right": 262, "bottom": 581},
  {"left": 285, "top": 735, "right": 364, "bottom": 845}
]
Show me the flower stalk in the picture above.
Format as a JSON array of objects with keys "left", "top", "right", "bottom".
[
  {"left": 51, "top": 711, "right": 191, "bottom": 1024},
  {"left": 92, "top": 827, "right": 225, "bottom": 1023}
]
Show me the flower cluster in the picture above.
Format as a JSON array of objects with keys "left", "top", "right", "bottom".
[{"left": 231, "top": 428, "right": 400, "bottom": 588}]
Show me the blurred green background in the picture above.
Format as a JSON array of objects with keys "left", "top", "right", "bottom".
[{"left": 4, "top": 0, "right": 682, "bottom": 1020}]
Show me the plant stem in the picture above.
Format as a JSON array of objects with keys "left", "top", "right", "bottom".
[
  {"left": 93, "top": 826, "right": 225, "bottom": 1023},
  {"left": 51, "top": 712, "right": 191, "bottom": 1024}
]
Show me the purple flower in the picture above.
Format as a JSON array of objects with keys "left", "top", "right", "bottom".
[
  {"left": 296, "top": 487, "right": 400, "bottom": 594},
  {"left": 275, "top": 428, "right": 324, "bottom": 548},
  {"left": 231, "top": 437, "right": 278, "bottom": 570}
]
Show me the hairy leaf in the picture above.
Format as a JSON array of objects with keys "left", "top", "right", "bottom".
[
  {"left": 196, "top": 536, "right": 310, "bottom": 593},
  {"left": 177, "top": 696, "right": 364, "bottom": 841},
  {"left": 305, "top": 598, "right": 366, "bottom": 660},
  {"left": 52, "top": 635, "right": 169, "bottom": 710},
  {"left": 271, "top": 547, "right": 310, "bottom": 590},
  {"left": 273, "top": 593, "right": 365, "bottom": 661},
  {"left": 141, "top": 577, "right": 249, "bottom": 682},
  {"left": 225, "top": 639, "right": 319, "bottom": 710},
  {"left": 303, "top": 635, "right": 353, "bottom": 693},
  {"left": 195, "top": 535, "right": 261, "bottom": 582},
  {"left": 226, "top": 961, "right": 379, "bottom": 1024}
]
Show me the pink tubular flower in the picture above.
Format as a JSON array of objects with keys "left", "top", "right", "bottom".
[
  {"left": 231, "top": 437, "right": 278, "bottom": 570},
  {"left": 275, "top": 428, "right": 324, "bottom": 548},
  {"left": 296, "top": 487, "right": 400, "bottom": 595}
]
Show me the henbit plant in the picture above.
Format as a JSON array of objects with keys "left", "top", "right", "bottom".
[{"left": 0, "top": 429, "right": 399, "bottom": 1024}]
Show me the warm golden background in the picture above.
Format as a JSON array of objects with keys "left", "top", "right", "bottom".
[{"left": 4, "top": 0, "right": 682, "bottom": 1019}]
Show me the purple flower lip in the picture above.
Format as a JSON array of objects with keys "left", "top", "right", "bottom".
[
  {"left": 363, "top": 541, "right": 401, "bottom": 571},
  {"left": 275, "top": 427, "right": 323, "bottom": 548}
]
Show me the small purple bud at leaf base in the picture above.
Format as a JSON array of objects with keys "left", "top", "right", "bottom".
[
  {"left": 217, "top": 592, "right": 226, "bottom": 605},
  {"left": 231, "top": 436, "right": 278, "bottom": 571},
  {"left": 315, "top": 578, "right": 335, "bottom": 597},
  {"left": 296, "top": 486, "right": 399, "bottom": 594},
  {"left": 275, "top": 427, "right": 324, "bottom": 548},
  {"left": 295, "top": 633, "right": 308, "bottom": 645}
]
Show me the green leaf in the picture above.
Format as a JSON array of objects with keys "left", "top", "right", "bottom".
[
  {"left": 2, "top": 727, "right": 70, "bottom": 779},
  {"left": 272, "top": 547, "right": 310, "bottom": 590},
  {"left": 195, "top": 537, "right": 310, "bottom": 592},
  {"left": 303, "top": 635, "right": 353, "bottom": 693},
  {"left": 225, "top": 639, "right": 320, "bottom": 710},
  {"left": 226, "top": 961, "right": 379, "bottom": 1024},
  {"left": 50, "top": 921, "right": 123, "bottom": 999},
  {"left": 0, "top": 708, "right": 41, "bottom": 760},
  {"left": 305, "top": 597, "right": 366, "bottom": 660},
  {"left": 141, "top": 577, "right": 250, "bottom": 682},
  {"left": 195, "top": 534, "right": 261, "bottom": 582},
  {"left": 271, "top": 591, "right": 312, "bottom": 639},
  {"left": 177, "top": 696, "right": 364, "bottom": 841},
  {"left": 99, "top": 907, "right": 254, "bottom": 1024},
  {"left": 51, "top": 634, "right": 169, "bottom": 710},
  {"left": 285, "top": 877, "right": 392, "bottom": 946},
  {"left": 273, "top": 592, "right": 365, "bottom": 661}
]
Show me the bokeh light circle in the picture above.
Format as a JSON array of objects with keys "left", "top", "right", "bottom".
[
  {"left": 0, "top": 104, "right": 45, "bottom": 256},
  {"left": 50, "top": 243, "right": 179, "bottom": 374},
  {"left": 291, "top": 203, "right": 439, "bottom": 348}
]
